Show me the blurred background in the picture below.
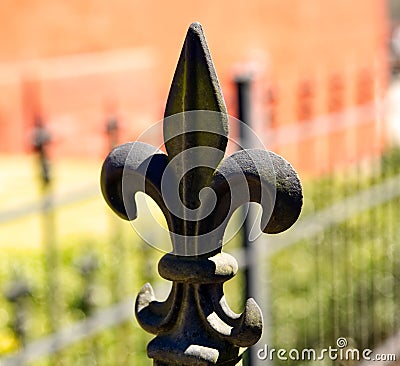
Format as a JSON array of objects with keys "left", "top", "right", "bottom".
[{"left": 1, "top": 0, "right": 400, "bottom": 365}]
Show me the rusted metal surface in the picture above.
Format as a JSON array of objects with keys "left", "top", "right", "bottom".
[{"left": 101, "top": 22, "right": 302, "bottom": 365}]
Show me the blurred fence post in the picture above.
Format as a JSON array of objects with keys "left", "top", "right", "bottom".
[
  {"left": 327, "top": 74, "right": 344, "bottom": 170},
  {"left": 4, "top": 279, "right": 31, "bottom": 350},
  {"left": 105, "top": 111, "right": 137, "bottom": 364},
  {"left": 297, "top": 77, "right": 316, "bottom": 172},
  {"left": 74, "top": 254, "right": 98, "bottom": 317},
  {"left": 74, "top": 253, "right": 99, "bottom": 364},
  {"left": 297, "top": 78, "right": 314, "bottom": 123},
  {"left": 32, "top": 116, "right": 51, "bottom": 187},
  {"left": 106, "top": 115, "right": 119, "bottom": 151},
  {"left": 100, "top": 22, "right": 303, "bottom": 365},
  {"left": 32, "top": 118, "right": 59, "bottom": 339},
  {"left": 266, "top": 84, "right": 278, "bottom": 129},
  {"left": 104, "top": 114, "right": 125, "bottom": 301}
]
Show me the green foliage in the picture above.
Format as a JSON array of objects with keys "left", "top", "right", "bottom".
[
  {"left": 0, "top": 207, "right": 245, "bottom": 364},
  {"left": 1, "top": 148, "right": 400, "bottom": 364},
  {"left": 270, "top": 147, "right": 400, "bottom": 365},
  {"left": 0, "top": 222, "right": 157, "bottom": 364}
]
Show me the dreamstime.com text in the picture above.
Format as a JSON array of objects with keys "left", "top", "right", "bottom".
[{"left": 257, "top": 338, "right": 396, "bottom": 362}]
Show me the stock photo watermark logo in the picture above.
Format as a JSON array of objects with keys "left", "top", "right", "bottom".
[
  {"left": 101, "top": 110, "right": 302, "bottom": 256},
  {"left": 257, "top": 337, "right": 396, "bottom": 362}
]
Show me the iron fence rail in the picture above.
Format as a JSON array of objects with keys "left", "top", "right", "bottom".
[{"left": 0, "top": 184, "right": 98, "bottom": 225}]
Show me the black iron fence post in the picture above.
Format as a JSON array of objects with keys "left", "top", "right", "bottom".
[
  {"left": 100, "top": 22, "right": 303, "bottom": 365},
  {"left": 235, "top": 74, "right": 255, "bottom": 366},
  {"left": 235, "top": 74, "right": 254, "bottom": 301}
]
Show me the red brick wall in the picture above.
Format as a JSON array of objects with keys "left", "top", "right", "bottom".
[{"left": 0, "top": 0, "right": 389, "bottom": 173}]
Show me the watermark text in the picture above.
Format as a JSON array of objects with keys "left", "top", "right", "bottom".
[{"left": 257, "top": 338, "right": 396, "bottom": 362}]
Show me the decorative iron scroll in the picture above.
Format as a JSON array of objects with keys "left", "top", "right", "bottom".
[{"left": 101, "top": 22, "right": 302, "bottom": 365}]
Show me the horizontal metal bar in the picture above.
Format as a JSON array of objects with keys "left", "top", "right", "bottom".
[
  {"left": 0, "top": 281, "right": 172, "bottom": 364},
  {"left": 0, "top": 183, "right": 98, "bottom": 225},
  {"left": 231, "top": 173, "right": 400, "bottom": 267},
  {"left": 264, "top": 101, "right": 380, "bottom": 149},
  {"left": 264, "top": 172, "right": 400, "bottom": 256},
  {"left": 0, "top": 297, "right": 134, "bottom": 365}
]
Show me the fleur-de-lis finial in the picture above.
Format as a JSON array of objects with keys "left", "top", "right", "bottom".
[{"left": 101, "top": 22, "right": 303, "bottom": 365}]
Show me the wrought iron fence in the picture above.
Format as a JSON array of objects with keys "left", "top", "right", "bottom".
[{"left": 0, "top": 22, "right": 399, "bottom": 366}]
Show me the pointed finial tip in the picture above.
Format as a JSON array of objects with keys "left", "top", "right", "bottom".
[{"left": 188, "top": 22, "right": 203, "bottom": 35}]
